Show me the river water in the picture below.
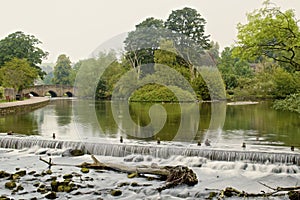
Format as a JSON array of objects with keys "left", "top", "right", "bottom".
[
  {"left": 0, "top": 98, "right": 300, "bottom": 199},
  {"left": 0, "top": 99, "right": 299, "bottom": 148}
]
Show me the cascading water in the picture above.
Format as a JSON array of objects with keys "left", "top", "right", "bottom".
[{"left": 1, "top": 136, "right": 299, "bottom": 165}]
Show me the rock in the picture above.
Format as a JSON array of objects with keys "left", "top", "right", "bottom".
[
  {"left": 51, "top": 181, "right": 58, "bottom": 192},
  {"left": 5, "top": 181, "right": 16, "bottom": 190},
  {"left": 63, "top": 174, "right": 73, "bottom": 179},
  {"left": 118, "top": 182, "right": 130, "bottom": 187},
  {"left": 110, "top": 189, "right": 122, "bottom": 196},
  {"left": 133, "top": 155, "right": 144, "bottom": 162},
  {"left": 289, "top": 191, "right": 300, "bottom": 200},
  {"left": 10, "top": 174, "right": 20, "bottom": 180},
  {"left": 16, "top": 184, "right": 24, "bottom": 191},
  {"left": 80, "top": 168, "right": 89, "bottom": 173},
  {"left": 15, "top": 170, "right": 26, "bottom": 177},
  {"left": 46, "top": 169, "right": 52, "bottom": 175},
  {"left": 131, "top": 182, "right": 139, "bottom": 187},
  {"left": 64, "top": 185, "right": 72, "bottom": 193},
  {"left": 45, "top": 191, "right": 57, "bottom": 199},
  {"left": 28, "top": 171, "right": 36, "bottom": 175},
  {"left": 0, "top": 171, "right": 10, "bottom": 178},
  {"left": 127, "top": 173, "right": 137, "bottom": 178},
  {"left": 0, "top": 195, "right": 11, "bottom": 200},
  {"left": 57, "top": 185, "right": 64, "bottom": 192},
  {"left": 62, "top": 149, "right": 84, "bottom": 157},
  {"left": 33, "top": 182, "right": 40, "bottom": 187}
]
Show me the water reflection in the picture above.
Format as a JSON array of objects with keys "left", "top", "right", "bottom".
[{"left": 0, "top": 99, "right": 299, "bottom": 147}]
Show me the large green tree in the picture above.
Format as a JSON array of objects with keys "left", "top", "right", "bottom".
[
  {"left": 0, "top": 31, "right": 48, "bottom": 78},
  {"left": 234, "top": 1, "right": 300, "bottom": 71},
  {"left": 52, "top": 54, "right": 73, "bottom": 85},
  {"left": 124, "top": 17, "right": 164, "bottom": 77},
  {"left": 165, "top": 7, "right": 210, "bottom": 50},
  {"left": 0, "top": 58, "right": 39, "bottom": 92}
]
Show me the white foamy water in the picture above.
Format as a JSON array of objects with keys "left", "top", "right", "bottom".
[{"left": 0, "top": 135, "right": 299, "bottom": 199}]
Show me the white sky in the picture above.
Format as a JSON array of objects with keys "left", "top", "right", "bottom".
[{"left": 1, "top": 0, "right": 300, "bottom": 63}]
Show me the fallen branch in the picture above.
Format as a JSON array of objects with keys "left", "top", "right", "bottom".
[{"left": 40, "top": 155, "right": 198, "bottom": 191}]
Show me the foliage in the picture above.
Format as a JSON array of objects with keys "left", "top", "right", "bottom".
[
  {"left": 0, "top": 31, "right": 48, "bottom": 78},
  {"left": 192, "top": 66, "right": 226, "bottom": 100},
  {"left": 232, "top": 64, "right": 299, "bottom": 100},
  {"left": 273, "top": 93, "right": 300, "bottom": 113},
  {"left": 165, "top": 7, "right": 210, "bottom": 50},
  {"left": 52, "top": 54, "right": 73, "bottom": 85},
  {"left": 0, "top": 58, "right": 39, "bottom": 92},
  {"left": 0, "top": 86, "right": 3, "bottom": 99},
  {"left": 124, "top": 17, "right": 164, "bottom": 75},
  {"left": 217, "top": 47, "right": 254, "bottom": 90},
  {"left": 234, "top": 1, "right": 300, "bottom": 71},
  {"left": 74, "top": 51, "right": 122, "bottom": 98},
  {"left": 130, "top": 84, "right": 196, "bottom": 102}
]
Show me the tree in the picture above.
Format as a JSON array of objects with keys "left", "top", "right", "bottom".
[
  {"left": 165, "top": 7, "right": 210, "bottom": 50},
  {"left": 0, "top": 58, "right": 39, "bottom": 92},
  {"left": 52, "top": 54, "right": 73, "bottom": 85},
  {"left": 218, "top": 47, "right": 253, "bottom": 90},
  {"left": 0, "top": 31, "right": 48, "bottom": 78},
  {"left": 124, "top": 17, "right": 164, "bottom": 77},
  {"left": 234, "top": 1, "right": 300, "bottom": 71},
  {"left": 165, "top": 7, "right": 211, "bottom": 79}
]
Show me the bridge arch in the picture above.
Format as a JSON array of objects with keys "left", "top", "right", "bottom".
[
  {"left": 21, "top": 85, "right": 76, "bottom": 97},
  {"left": 29, "top": 91, "right": 39, "bottom": 97},
  {"left": 46, "top": 90, "right": 58, "bottom": 97},
  {"left": 65, "top": 91, "right": 73, "bottom": 97}
]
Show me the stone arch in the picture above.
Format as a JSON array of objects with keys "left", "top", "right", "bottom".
[
  {"left": 47, "top": 90, "right": 58, "bottom": 97},
  {"left": 64, "top": 91, "right": 73, "bottom": 97},
  {"left": 29, "top": 91, "right": 39, "bottom": 97}
]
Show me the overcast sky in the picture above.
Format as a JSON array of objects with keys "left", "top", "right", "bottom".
[{"left": 1, "top": 0, "right": 300, "bottom": 63}]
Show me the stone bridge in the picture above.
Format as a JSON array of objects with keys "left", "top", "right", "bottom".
[{"left": 21, "top": 85, "right": 76, "bottom": 97}]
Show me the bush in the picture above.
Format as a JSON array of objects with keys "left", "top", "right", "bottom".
[
  {"left": 130, "top": 84, "right": 196, "bottom": 102},
  {"left": 273, "top": 93, "right": 300, "bottom": 114}
]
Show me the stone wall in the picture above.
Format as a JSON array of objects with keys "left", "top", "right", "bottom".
[{"left": 0, "top": 99, "right": 49, "bottom": 115}]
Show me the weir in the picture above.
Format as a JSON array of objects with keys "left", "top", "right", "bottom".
[{"left": 0, "top": 136, "right": 299, "bottom": 165}]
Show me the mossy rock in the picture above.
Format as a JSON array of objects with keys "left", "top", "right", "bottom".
[
  {"left": 46, "top": 170, "right": 52, "bottom": 175},
  {"left": 15, "top": 170, "right": 26, "bottom": 177},
  {"left": 0, "top": 171, "right": 10, "bottom": 178},
  {"left": 63, "top": 174, "right": 73, "bottom": 179},
  {"left": 5, "top": 181, "right": 16, "bottom": 190},
  {"left": 0, "top": 195, "right": 10, "bottom": 200},
  {"left": 57, "top": 185, "right": 64, "bottom": 192},
  {"left": 80, "top": 168, "right": 89, "bottom": 173},
  {"left": 118, "top": 182, "right": 130, "bottom": 187},
  {"left": 45, "top": 191, "right": 57, "bottom": 199},
  {"left": 70, "top": 149, "right": 84, "bottom": 156},
  {"left": 10, "top": 174, "right": 20, "bottom": 180},
  {"left": 37, "top": 187, "right": 48, "bottom": 194},
  {"left": 64, "top": 185, "right": 72, "bottom": 193},
  {"left": 110, "top": 189, "right": 122, "bottom": 196},
  {"left": 51, "top": 181, "right": 58, "bottom": 192},
  {"left": 127, "top": 173, "right": 137, "bottom": 178}
]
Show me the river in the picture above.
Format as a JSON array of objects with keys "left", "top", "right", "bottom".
[
  {"left": 0, "top": 98, "right": 300, "bottom": 199},
  {"left": 0, "top": 98, "right": 299, "bottom": 148}
]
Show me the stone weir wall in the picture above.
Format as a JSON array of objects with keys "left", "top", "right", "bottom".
[{"left": 0, "top": 97, "right": 50, "bottom": 115}]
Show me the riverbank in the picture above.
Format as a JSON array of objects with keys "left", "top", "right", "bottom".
[{"left": 0, "top": 97, "right": 50, "bottom": 115}]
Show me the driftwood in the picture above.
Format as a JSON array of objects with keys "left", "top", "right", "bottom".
[{"left": 40, "top": 155, "right": 198, "bottom": 191}]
